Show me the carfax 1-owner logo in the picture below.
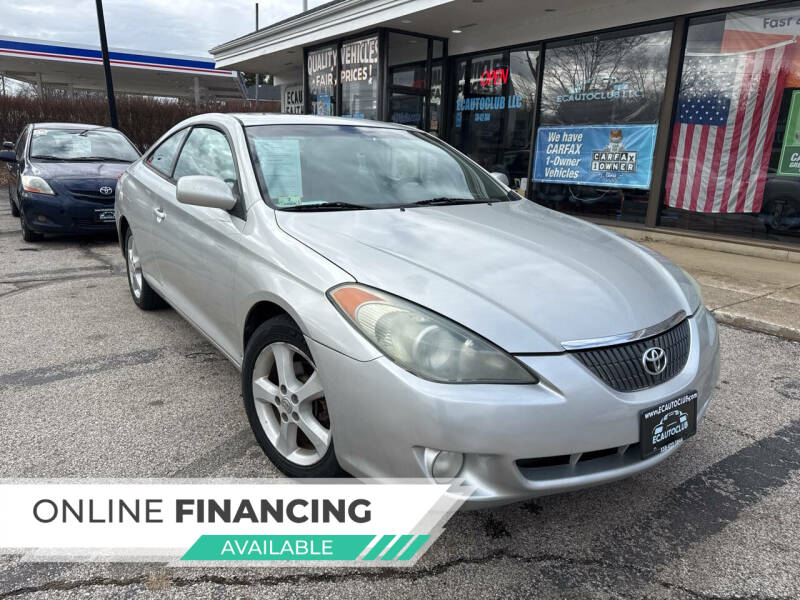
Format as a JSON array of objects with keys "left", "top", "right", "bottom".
[
  {"left": 533, "top": 124, "right": 658, "bottom": 189},
  {"left": 590, "top": 129, "right": 638, "bottom": 178}
]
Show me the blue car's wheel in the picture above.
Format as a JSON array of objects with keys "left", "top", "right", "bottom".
[
  {"left": 20, "top": 213, "right": 42, "bottom": 242},
  {"left": 9, "top": 186, "right": 19, "bottom": 217}
]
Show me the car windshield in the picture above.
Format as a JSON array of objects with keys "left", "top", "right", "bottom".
[
  {"left": 245, "top": 124, "right": 512, "bottom": 210},
  {"left": 30, "top": 128, "right": 139, "bottom": 162}
]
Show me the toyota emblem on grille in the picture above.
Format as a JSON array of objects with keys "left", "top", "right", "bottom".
[
  {"left": 642, "top": 347, "right": 667, "bottom": 376},
  {"left": 99, "top": 186, "right": 113, "bottom": 195}
]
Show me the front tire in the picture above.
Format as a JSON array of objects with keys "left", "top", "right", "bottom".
[
  {"left": 242, "top": 315, "right": 343, "bottom": 478},
  {"left": 9, "top": 187, "right": 19, "bottom": 217},
  {"left": 20, "top": 213, "right": 42, "bottom": 242},
  {"left": 124, "top": 228, "right": 165, "bottom": 310}
]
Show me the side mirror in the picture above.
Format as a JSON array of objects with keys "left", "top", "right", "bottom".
[
  {"left": 0, "top": 150, "right": 17, "bottom": 163},
  {"left": 2, "top": 141, "right": 13, "bottom": 150},
  {"left": 491, "top": 172, "right": 509, "bottom": 187},
  {"left": 176, "top": 175, "right": 236, "bottom": 211}
]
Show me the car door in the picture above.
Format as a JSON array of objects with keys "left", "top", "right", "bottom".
[
  {"left": 128, "top": 128, "right": 189, "bottom": 285},
  {"left": 153, "top": 125, "right": 245, "bottom": 358}
]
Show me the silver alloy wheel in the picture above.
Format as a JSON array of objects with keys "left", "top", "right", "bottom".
[
  {"left": 126, "top": 233, "right": 143, "bottom": 300},
  {"left": 252, "top": 342, "right": 330, "bottom": 466}
]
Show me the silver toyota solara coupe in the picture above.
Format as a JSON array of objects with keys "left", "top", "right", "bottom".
[{"left": 116, "top": 113, "right": 719, "bottom": 506}]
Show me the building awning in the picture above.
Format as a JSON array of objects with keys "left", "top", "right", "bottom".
[
  {"left": 210, "top": 0, "right": 744, "bottom": 84},
  {"left": 0, "top": 35, "right": 246, "bottom": 101}
]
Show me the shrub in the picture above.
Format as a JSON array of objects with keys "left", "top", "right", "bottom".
[{"left": 0, "top": 93, "right": 280, "bottom": 151}]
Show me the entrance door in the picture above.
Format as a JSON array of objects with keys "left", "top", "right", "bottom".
[{"left": 386, "top": 33, "right": 445, "bottom": 135}]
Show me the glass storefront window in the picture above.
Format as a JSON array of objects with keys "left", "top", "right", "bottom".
[
  {"left": 340, "top": 35, "right": 379, "bottom": 120},
  {"left": 306, "top": 45, "right": 337, "bottom": 116},
  {"left": 660, "top": 5, "right": 800, "bottom": 243},
  {"left": 532, "top": 26, "right": 672, "bottom": 223},
  {"left": 450, "top": 48, "right": 539, "bottom": 191}
]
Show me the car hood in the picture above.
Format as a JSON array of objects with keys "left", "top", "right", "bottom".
[
  {"left": 276, "top": 200, "right": 697, "bottom": 353},
  {"left": 29, "top": 160, "right": 130, "bottom": 180}
]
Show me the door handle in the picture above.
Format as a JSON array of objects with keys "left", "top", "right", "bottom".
[{"left": 154, "top": 207, "right": 166, "bottom": 223}]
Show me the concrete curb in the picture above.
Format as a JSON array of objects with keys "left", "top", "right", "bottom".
[
  {"left": 606, "top": 224, "right": 800, "bottom": 264},
  {"left": 712, "top": 310, "right": 800, "bottom": 343}
]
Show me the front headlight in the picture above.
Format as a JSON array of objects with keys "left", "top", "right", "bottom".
[
  {"left": 21, "top": 175, "right": 55, "bottom": 195},
  {"left": 328, "top": 284, "right": 537, "bottom": 384}
]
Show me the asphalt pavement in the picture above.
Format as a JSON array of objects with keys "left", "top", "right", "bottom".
[{"left": 1, "top": 189, "right": 799, "bottom": 599}]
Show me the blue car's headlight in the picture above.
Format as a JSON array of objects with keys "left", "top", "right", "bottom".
[
  {"left": 328, "top": 284, "right": 537, "bottom": 384},
  {"left": 22, "top": 175, "right": 55, "bottom": 195}
]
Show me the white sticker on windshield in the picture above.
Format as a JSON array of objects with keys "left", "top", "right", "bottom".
[{"left": 254, "top": 138, "right": 303, "bottom": 201}]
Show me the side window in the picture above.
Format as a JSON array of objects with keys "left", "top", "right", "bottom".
[
  {"left": 15, "top": 128, "right": 28, "bottom": 160},
  {"left": 173, "top": 128, "right": 238, "bottom": 190},
  {"left": 147, "top": 129, "right": 188, "bottom": 176}
]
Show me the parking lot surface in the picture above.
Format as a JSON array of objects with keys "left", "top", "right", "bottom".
[{"left": 1, "top": 190, "right": 799, "bottom": 599}]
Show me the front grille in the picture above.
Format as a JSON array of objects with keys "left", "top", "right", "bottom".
[
  {"left": 67, "top": 188, "right": 115, "bottom": 203},
  {"left": 516, "top": 443, "right": 641, "bottom": 481},
  {"left": 572, "top": 319, "right": 690, "bottom": 392}
]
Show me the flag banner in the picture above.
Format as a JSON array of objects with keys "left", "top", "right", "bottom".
[
  {"left": 532, "top": 124, "right": 658, "bottom": 189},
  {"left": 724, "top": 9, "right": 800, "bottom": 87},
  {"left": 665, "top": 41, "right": 793, "bottom": 213},
  {"left": 0, "top": 479, "right": 471, "bottom": 566}
]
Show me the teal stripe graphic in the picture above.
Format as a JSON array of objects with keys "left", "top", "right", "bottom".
[
  {"left": 397, "top": 534, "right": 430, "bottom": 561},
  {"left": 381, "top": 534, "right": 413, "bottom": 561},
  {"left": 181, "top": 535, "right": 374, "bottom": 561},
  {"left": 363, "top": 534, "right": 394, "bottom": 560}
]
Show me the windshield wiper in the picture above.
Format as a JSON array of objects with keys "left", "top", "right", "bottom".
[
  {"left": 75, "top": 156, "right": 131, "bottom": 162},
  {"left": 280, "top": 201, "right": 371, "bottom": 211},
  {"left": 407, "top": 197, "right": 482, "bottom": 206},
  {"left": 30, "top": 155, "right": 65, "bottom": 161}
]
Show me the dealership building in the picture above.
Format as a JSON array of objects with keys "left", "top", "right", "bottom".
[{"left": 211, "top": 0, "right": 800, "bottom": 247}]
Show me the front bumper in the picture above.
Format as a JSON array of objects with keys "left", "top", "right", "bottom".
[
  {"left": 20, "top": 192, "right": 116, "bottom": 234},
  {"left": 308, "top": 307, "right": 720, "bottom": 507}
]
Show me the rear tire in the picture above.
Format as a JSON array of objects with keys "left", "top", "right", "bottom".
[
  {"left": 124, "top": 228, "right": 166, "bottom": 310},
  {"left": 20, "top": 214, "right": 42, "bottom": 242},
  {"left": 242, "top": 315, "right": 344, "bottom": 478}
]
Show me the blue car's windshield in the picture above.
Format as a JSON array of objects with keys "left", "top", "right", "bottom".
[
  {"left": 30, "top": 128, "right": 139, "bottom": 162},
  {"left": 245, "top": 124, "right": 512, "bottom": 210}
]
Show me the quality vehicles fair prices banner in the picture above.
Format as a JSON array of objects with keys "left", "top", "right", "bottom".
[
  {"left": 532, "top": 124, "right": 658, "bottom": 189},
  {"left": 0, "top": 480, "right": 471, "bottom": 566}
]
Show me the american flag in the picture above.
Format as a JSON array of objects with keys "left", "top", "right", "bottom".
[{"left": 665, "top": 42, "right": 793, "bottom": 213}]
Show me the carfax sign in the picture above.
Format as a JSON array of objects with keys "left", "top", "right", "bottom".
[{"left": 532, "top": 124, "right": 658, "bottom": 189}]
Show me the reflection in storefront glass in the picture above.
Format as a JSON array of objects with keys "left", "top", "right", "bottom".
[
  {"left": 532, "top": 26, "right": 672, "bottom": 224},
  {"left": 660, "top": 6, "right": 800, "bottom": 243}
]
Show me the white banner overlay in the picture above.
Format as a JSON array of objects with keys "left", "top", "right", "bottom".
[{"left": 0, "top": 479, "right": 472, "bottom": 566}]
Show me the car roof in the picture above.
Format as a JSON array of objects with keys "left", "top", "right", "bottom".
[
  {"left": 31, "top": 122, "right": 117, "bottom": 132},
  {"left": 220, "top": 113, "right": 407, "bottom": 129}
]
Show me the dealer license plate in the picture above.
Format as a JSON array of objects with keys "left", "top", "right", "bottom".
[
  {"left": 639, "top": 391, "right": 697, "bottom": 459},
  {"left": 94, "top": 208, "right": 115, "bottom": 223}
]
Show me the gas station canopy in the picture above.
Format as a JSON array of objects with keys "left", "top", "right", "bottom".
[{"left": 0, "top": 35, "right": 246, "bottom": 103}]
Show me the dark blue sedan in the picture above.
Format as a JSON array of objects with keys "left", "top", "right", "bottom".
[{"left": 0, "top": 123, "right": 140, "bottom": 241}]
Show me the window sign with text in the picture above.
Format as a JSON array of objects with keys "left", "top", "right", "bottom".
[
  {"left": 341, "top": 36, "right": 379, "bottom": 120},
  {"left": 533, "top": 124, "right": 658, "bottom": 189}
]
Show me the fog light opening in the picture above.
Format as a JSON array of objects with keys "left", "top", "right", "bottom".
[
  {"left": 37, "top": 215, "right": 47, "bottom": 223},
  {"left": 430, "top": 450, "right": 464, "bottom": 482}
]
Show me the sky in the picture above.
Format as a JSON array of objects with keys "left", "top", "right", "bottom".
[{"left": 0, "top": 0, "right": 323, "bottom": 57}]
